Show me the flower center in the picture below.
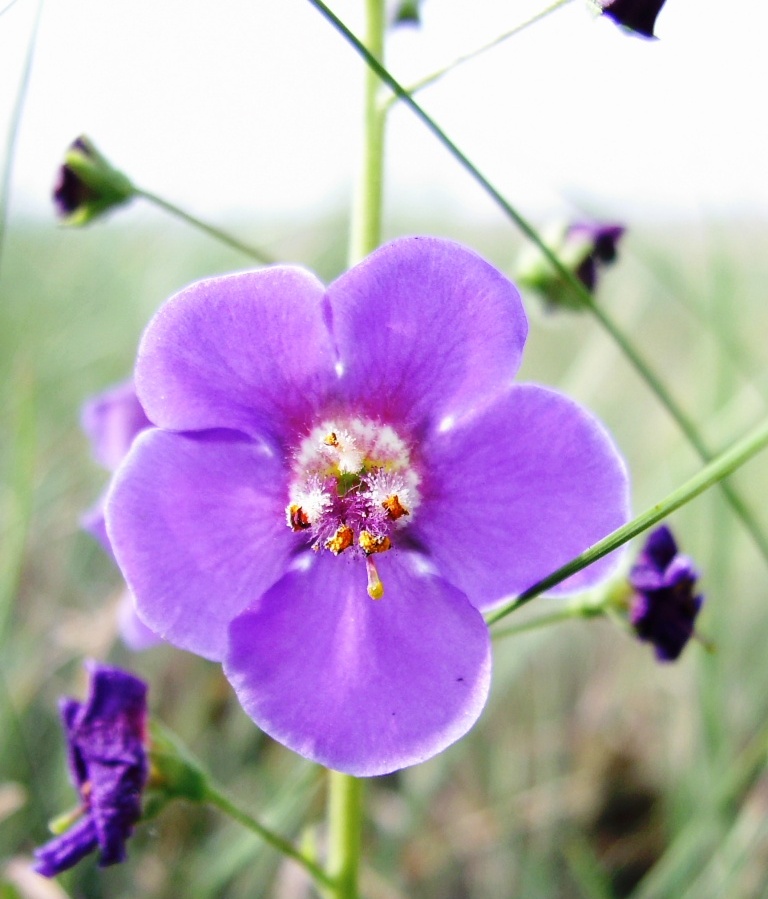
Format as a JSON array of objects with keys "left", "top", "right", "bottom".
[{"left": 285, "top": 418, "right": 421, "bottom": 599}]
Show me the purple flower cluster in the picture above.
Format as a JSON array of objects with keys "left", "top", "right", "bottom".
[
  {"left": 105, "top": 237, "right": 629, "bottom": 775},
  {"left": 629, "top": 526, "right": 703, "bottom": 661},
  {"left": 34, "top": 663, "right": 148, "bottom": 876}
]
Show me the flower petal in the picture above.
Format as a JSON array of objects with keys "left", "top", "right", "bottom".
[
  {"left": 106, "top": 428, "right": 294, "bottom": 660},
  {"left": 136, "top": 267, "right": 336, "bottom": 441},
  {"left": 81, "top": 380, "right": 152, "bottom": 471},
  {"left": 413, "top": 384, "right": 630, "bottom": 609},
  {"left": 34, "top": 816, "right": 99, "bottom": 877},
  {"left": 118, "top": 591, "right": 163, "bottom": 651},
  {"left": 224, "top": 551, "right": 491, "bottom": 776},
  {"left": 327, "top": 237, "right": 527, "bottom": 432}
]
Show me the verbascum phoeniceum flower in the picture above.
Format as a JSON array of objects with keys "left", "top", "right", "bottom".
[
  {"left": 81, "top": 381, "right": 161, "bottom": 650},
  {"left": 34, "top": 662, "right": 148, "bottom": 876},
  {"left": 106, "top": 237, "right": 630, "bottom": 776}
]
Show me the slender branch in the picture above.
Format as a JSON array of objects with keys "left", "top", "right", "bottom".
[
  {"left": 204, "top": 782, "right": 334, "bottom": 888},
  {"left": 134, "top": 187, "right": 275, "bottom": 264},
  {"left": 306, "top": 0, "right": 768, "bottom": 566},
  {"left": 486, "top": 415, "right": 768, "bottom": 625},
  {"left": 384, "top": 0, "right": 575, "bottom": 107}
]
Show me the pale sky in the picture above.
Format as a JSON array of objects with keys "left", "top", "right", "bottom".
[{"left": 2, "top": 0, "right": 767, "bottom": 225}]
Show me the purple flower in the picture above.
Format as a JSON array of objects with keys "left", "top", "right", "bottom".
[
  {"left": 629, "top": 526, "right": 703, "bottom": 661},
  {"left": 598, "top": 0, "right": 667, "bottom": 39},
  {"left": 34, "top": 662, "right": 148, "bottom": 876},
  {"left": 106, "top": 237, "right": 629, "bottom": 775},
  {"left": 81, "top": 382, "right": 160, "bottom": 651},
  {"left": 53, "top": 136, "right": 134, "bottom": 226}
]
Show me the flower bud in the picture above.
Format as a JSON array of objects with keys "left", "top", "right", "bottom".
[
  {"left": 390, "top": 0, "right": 422, "bottom": 26},
  {"left": 593, "top": 0, "right": 667, "bottom": 39},
  {"left": 53, "top": 136, "right": 135, "bottom": 226},
  {"left": 516, "top": 220, "right": 625, "bottom": 311}
]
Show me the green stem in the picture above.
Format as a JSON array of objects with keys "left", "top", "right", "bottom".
[
  {"left": 491, "top": 593, "right": 607, "bottom": 642},
  {"left": 306, "top": 0, "right": 768, "bottom": 567},
  {"left": 348, "top": 0, "right": 386, "bottom": 264},
  {"left": 134, "top": 187, "right": 275, "bottom": 264},
  {"left": 324, "top": 771, "right": 364, "bottom": 899},
  {"left": 204, "top": 782, "right": 333, "bottom": 889},
  {"left": 485, "top": 415, "right": 768, "bottom": 625},
  {"left": 384, "top": 0, "right": 574, "bottom": 107}
]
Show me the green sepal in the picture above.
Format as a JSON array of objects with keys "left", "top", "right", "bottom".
[
  {"left": 48, "top": 804, "right": 85, "bottom": 835},
  {"left": 143, "top": 720, "right": 210, "bottom": 818}
]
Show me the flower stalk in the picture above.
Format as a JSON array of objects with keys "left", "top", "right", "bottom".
[
  {"left": 384, "top": 0, "right": 575, "bottom": 107},
  {"left": 134, "top": 187, "right": 275, "bottom": 264},
  {"left": 323, "top": 771, "right": 364, "bottom": 899},
  {"left": 204, "top": 782, "right": 333, "bottom": 889}
]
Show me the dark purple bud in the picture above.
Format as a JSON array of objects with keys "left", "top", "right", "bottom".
[
  {"left": 516, "top": 220, "right": 625, "bottom": 310},
  {"left": 33, "top": 662, "right": 148, "bottom": 876},
  {"left": 629, "top": 526, "right": 703, "bottom": 662},
  {"left": 52, "top": 136, "right": 134, "bottom": 226},
  {"left": 599, "top": 0, "right": 667, "bottom": 39},
  {"left": 568, "top": 222, "right": 625, "bottom": 292}
]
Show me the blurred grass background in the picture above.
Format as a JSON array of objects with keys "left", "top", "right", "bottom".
[{"left": 1, "top": 208, "right": 768, "bottom": 898}]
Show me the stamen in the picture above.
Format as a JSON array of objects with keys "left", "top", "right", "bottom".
[
  {"left": 288, "top": 504, "right": 311, "bottom": 531},
  {"left": 359, "top": 530, "right": 392, "bottom": 555},
  {"left": 382, "top": 494, "right": 409, "bottom": 520},
  {"left": 366, "top": 556, "right": 384, "bottom": 600},
  {"left": 326, "top": 524, "right": 354, "bottom": 555},
  {"left": 324, "top": 432, "right": 339, "bottom": 447}
]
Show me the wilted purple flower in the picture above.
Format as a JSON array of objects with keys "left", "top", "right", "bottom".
[
  {"left": 106, "top": 236, "right": 629, "bottom": 775},
  {"left": 598, "top": 0, "right": 667, "bottom": 39},
  {"left": 81, "top": 382, "right": 160, "bottom": 651},
  {"left": 53, "top": 136, "right": 134, "bottom": 226},
  {"left": 629, "top": 525, "right": 703, "bottom": 661},
  {"left": 34, "top": 662, "right": 148, "bottom": 876}
]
